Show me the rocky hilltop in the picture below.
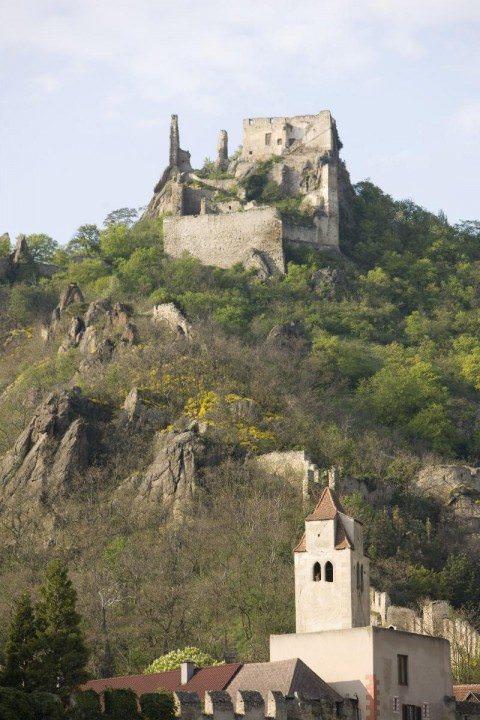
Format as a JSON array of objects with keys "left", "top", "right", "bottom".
[{"left": 1, "top": 145, "right": 480, "bottom": 677}]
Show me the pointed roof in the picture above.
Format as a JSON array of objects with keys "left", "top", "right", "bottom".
[
  {"left": 305, "top": 487, "right": 345, "bottom": 521},
  {"left": 294, "top": 487, "right": 354, "bottom": 552},
  {"left": 226, "top": 658, "right": 343, "bottom": 703},
  {"left": 293, "top": 533, "right": 306, "bottom": 553}
]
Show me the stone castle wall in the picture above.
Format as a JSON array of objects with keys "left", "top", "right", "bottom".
[
  {"left": 241, "top": 112, "right": 335, "bottom": 160},
  {"left": 172, "top": 690, "right": 356, "bottom": 720},
  {"left": 163, "top": 207, "right": 285, "bottom": 274},
  {"left": 370, "top": 590, "right": 480, "bottom": 660}
]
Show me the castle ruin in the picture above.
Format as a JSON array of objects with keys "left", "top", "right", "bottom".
[{"left": 143, "top": 112, "right": 353, "bottom": 275}]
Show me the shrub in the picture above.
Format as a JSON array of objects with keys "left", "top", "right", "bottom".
[
  {"left": 8, "top": 283, "right": 58, "bottom": 325},
  {"left": 0, "top": 687, "right": 34, "bottom": 720},
  {"left": 70, "top": 690, "right": 102, "bottom": 720},
  {"left": 104, "top": 688, "right": 140, "bottom": 720},
  {"left": 29, "top": 692, "right": 63, "bottom": 720},
  {"left": 140, "top": 692, "right": 175, "bottom": 720}
]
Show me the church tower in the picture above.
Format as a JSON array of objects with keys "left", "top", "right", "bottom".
[{"left": 294, "top": 487, "right": 370, "bottom": 633}]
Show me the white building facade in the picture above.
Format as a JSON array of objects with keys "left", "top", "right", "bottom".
[{"left": 270, "top": 488, "right": 455, "bottom": 720}]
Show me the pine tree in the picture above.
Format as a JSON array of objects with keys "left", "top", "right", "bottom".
[
  {"left": 1, "top": 592, "right": 38, "bottom": 690},
  {"left": 35, "top": 561, "right": 90, "bottom": 697}
]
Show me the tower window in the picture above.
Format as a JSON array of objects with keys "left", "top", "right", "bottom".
[
  {"left": 398, "top": 655, "right": 409, "bottom": 686},
  {"left": 265, "top": 133, "right": 272, "bottom": 146},
  {"left": 313, "top": 562, "right": 321, "bottom": 582},
  {"left": 325, "top": 561, "right": 334, "bottom": 582}
]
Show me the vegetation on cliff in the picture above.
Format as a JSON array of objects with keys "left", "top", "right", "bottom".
[{"left": 0, "top": 182, "right": 480, "bottom": 679}]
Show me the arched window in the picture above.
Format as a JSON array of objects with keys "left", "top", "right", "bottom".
[
  {"left": 313, "top": 562, "right": 321, "bottom": 582},
  {"left": 325, "top": 561, "right": 334, "bottom": 582}
]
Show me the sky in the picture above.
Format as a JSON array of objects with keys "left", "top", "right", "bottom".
[{"left": 0, "top": 0, "right": 479, "bottom": 244}]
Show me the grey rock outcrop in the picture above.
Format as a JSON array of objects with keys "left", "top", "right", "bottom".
[
  {"left": 266, "top": 322, "right": 307, "bottom": 349},
  {"left": 120, "top": 387, "right": 165, "bottom": 430},
  {"left": 0, "top": 388, "right": 90, "bottom": 512},
  {"left": 119, "top": 423, "right": 204, "bottom": 516},
  {"left": 152, "top": 302, "right": 191, "bottom": 338},
  {"left": 311, "top": 267, "right": 345, "bottom": 298}
]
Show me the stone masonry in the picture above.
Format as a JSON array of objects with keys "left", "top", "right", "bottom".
[{"left": 143, "top": 112, "right": 352, "bottom": 276}]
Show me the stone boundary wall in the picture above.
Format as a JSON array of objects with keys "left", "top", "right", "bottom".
[
  {"left": 172, "top": 690, "right": 356, "bottom": 720},
  {"left": 370, "top": 590, "right": 480, "bottom": 658},
  {"left": 164, "top": 207, "right": 284, "bottom": 274}
]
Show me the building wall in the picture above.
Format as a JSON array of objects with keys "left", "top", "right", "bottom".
[
  {"left": 270, "top": 627, "right": 454, "bottom": 720},
  {"left": 163, "top": 207, "right": 285, "bottom": 274},
  {"left": 270, "top": 626, "right": 374, "bottom": 720},
  {"left": 373, "top": 629, "right": 453, "bottom": 720},
  {"left": 242, "top": 112, "right": 335, "bottom": 160}
]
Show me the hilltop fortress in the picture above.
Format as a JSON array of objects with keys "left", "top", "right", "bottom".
[{"left": 143, "top": 112, "right": 353, "bottom": 275}]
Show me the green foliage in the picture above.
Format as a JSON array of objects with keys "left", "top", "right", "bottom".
[
  {"left": 140, "top": 692, "right": 175, "bottom": 720},
  {"left": 103, "top": 208, "right": 139, "bottom": 228},
  {"left": 35, "top": 561, "right": 89, "bottom": 697},
  {"left": 25, "top": 235, "right": 59, "bottom": 264},
  {"left": 0, "top": 687, "right": 34, "bottom": 720},
  {"left": 29, "top": 692, "right": 63, "bottom": 720},
  {"left": 1, "top": 594, "right": 38, "bottom": 691},
  {"left": 8, "top": 284, "right": 57, "bottom": 325},
  {"left": 66, "top": 225, "right": 101, "bottom": 258},
  {"left": 103, "top": 688, "right": 140, "bottom": 720},
  {"left": 144, "top": 647, "right": 222, "bottom": 673},
  {"left": 70, "top": 690, "right": 102, "bottom": 720},
  {"left": 0, "top": 234, "right": 11, "bottom": 255}
]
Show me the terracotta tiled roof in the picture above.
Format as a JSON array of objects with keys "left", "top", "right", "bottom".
[
  {"left": 226, "top": 658, "right": 342, "bottom": 703},
  {"left": 293, "top": 533, "right": 306, "bottom": 553},
  {"left": 334, "top": 518, "right": 352, "bottom": 550},
  {"left": 182, "top": 664, "right": 242, "bottom": 695},
  {"left": 305, "top": 487, "right": 345, "bottom": 521},
  {"left": 82, "top": 663, "right": 242, "bottom": 699},
  {"left": 82, "top": 669, "right": 180, "bottom": 696},
  {"left": 454, "top": 685, "right": 480, "bottom": 701}
]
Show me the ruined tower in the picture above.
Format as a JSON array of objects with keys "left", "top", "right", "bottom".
[
  {"left": 168, "top": 114, "right": 192, "bottom": 174},
  {"left": 293, "top": 487, "right": 370, "bottom": 632},
  {"left": 215, "top": 130, "right": 229, "bottom": 171}
]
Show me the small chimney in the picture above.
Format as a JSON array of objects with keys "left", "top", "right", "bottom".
[
  {"left": 180, "top": 661, "right": 196, "bottom": 684},
  {"left": 223, "top": 648, "right": 237, "bottom": 664}
]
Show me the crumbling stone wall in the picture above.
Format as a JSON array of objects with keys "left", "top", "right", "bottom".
[
  {"left": 370, "top": 589, "right": 480, "bottom": 658},
  {"left": 164, "top": 207, "right": 285, "bottom": 274}
]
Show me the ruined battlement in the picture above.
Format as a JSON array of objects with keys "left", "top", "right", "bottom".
[
  {"left": 241, "top": 111, "right": 339, "bottom": 161},
  {"left": 143, "top": 111, "right": 353, "bottom": 276}
]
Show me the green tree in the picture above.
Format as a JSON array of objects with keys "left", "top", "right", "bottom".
[
  {"left": 67, "top": 224, "right": 101, "bottom": 257},
  {"left": 0, "top": 233, "right": 10, "bottom": 255},
  {"left": 144, "top": 647, "right": 222, "bottom": 673},
  {"left": 103, "top": 207, "right": 138, "bottom": 227},
  {"left": 1, "top": 593, "right": 38, "bottom": 691},
  {"left": 35, "top": 561, "right": 89, "bottom": 697},
  {"left": 25, "top": 234, "right": 59, "bottom": 263}
]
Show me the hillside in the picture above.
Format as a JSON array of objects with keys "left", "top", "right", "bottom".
[{"left": 0, "top": 182, "right": 479, "bottom": 678}]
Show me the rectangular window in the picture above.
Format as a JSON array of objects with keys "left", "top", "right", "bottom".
[
  {"left": 402, "top": 705, "right": 421, "bottom": 720},
  {"left": 398, "top": 655, "right": 409, "bottom": 686},
  {"left": 265, "top": 133, "right": 271, "bottom": 146},
  {"left": 277, "top": 137, "right": 282, "bottom": 145},
  {"left": 393, "top": 697, "right": 400, "bottom": 713}
]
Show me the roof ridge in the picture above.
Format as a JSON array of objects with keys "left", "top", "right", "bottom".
[{"left": 305, "top": 487, "right": 345, "bottom": 522}]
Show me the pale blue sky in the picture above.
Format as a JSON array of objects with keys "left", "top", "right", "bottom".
[{"left": 1, "top": 0, "right": 479, "bottom": 244}]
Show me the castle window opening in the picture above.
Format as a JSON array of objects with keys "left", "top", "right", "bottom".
[
  {"left": 356, "top": 563, "right": 360, "bottom": 589},
  {"left": 398, "top": 655, "right": 409, "bottom": 686},
  {"left": 277, "top": 138, "right": 282, "bottom": 145},
  {"left": 265, "top": 133, "right": 272, "bottom": 146},
  {"left": 360, "top": 564, "right": 364, "bottom": 591},
  {"left": 313, "top": 562, "right": 321, "bottom": 582},
  {"left": 325, "top": 561, "right": 334, "bottom": 582}
]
